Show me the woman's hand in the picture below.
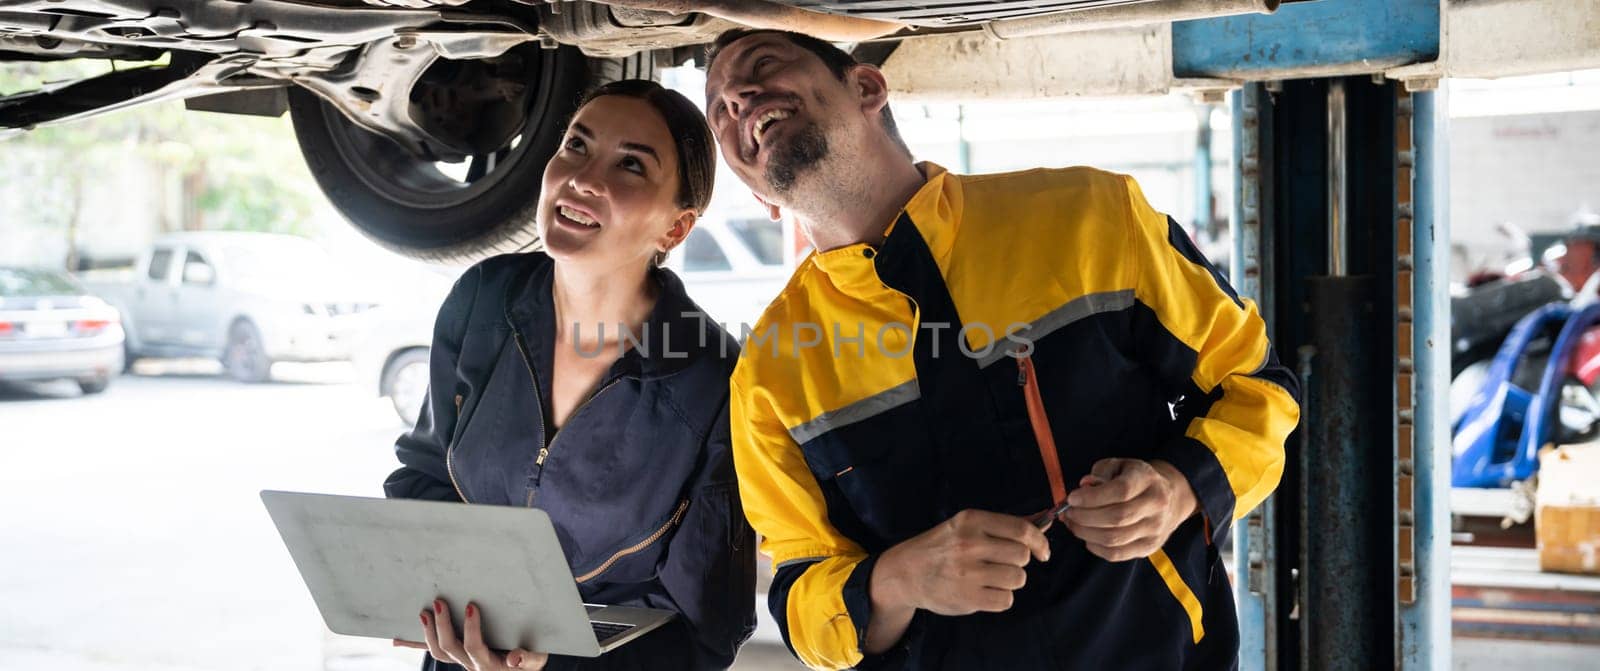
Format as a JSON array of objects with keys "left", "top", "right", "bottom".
[{"left": 394, "top": 599, "right": 548, "bottom": 670}]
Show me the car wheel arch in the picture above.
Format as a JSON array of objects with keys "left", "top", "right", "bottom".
[{"left": 380, "top": 345, "right": 429, "bottom": 395}]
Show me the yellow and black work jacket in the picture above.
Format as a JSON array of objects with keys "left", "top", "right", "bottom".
[{"left": 729, "top": 163, "right": 1301, "bottom": 670}]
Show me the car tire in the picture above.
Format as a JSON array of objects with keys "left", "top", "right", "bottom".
[
  {"left": 286, "top": 46, "right": 648, "bottom": 265},
  {"left": 122, "top": 339, "right": 139, "bottom": 374},
  {"left": 78, "top": 376, "right": 110, "bottom": 394},
  {"left": 381, "top": 347, "right": 431, "bottom": 426},
  {"left": 224, "top": 320, "right": 272, "bottom": 383}
]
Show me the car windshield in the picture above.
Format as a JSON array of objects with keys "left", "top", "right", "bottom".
[{"left": 0, "top": 268, "right": 80, "bottom": 297}]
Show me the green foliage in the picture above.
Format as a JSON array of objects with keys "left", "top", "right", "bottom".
[{"left": 0, "top": 57, "right": 327, "bottom": 251}]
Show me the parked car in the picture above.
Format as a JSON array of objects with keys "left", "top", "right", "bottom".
[
  {"left": 354, "top": 269, "right": 452, "bottom": 426},
  {"left": 81, "top": 232, "right": 377, "bottom": 383},
  {"left": 0, "top": 1, "right": 1308, "bottom": 265},
  {"left": 365, "top": 215, "right": 791, "bottom": 426},
  {"left": 665, "top": 215, "right": 793, "bottom": 331},
  {"left": 0, "top": 267, "right": 124, "bottom": 394}
]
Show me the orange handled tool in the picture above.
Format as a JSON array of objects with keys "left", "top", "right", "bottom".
[{"left": 1018, "top": 354, "right": 1069, "bottom": 529}]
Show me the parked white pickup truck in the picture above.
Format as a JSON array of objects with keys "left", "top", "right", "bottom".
[{"left": 81, "top": 231, "right": 377, "bottom": 383}]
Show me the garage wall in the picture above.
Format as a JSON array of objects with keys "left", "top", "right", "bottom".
[
  {"left": 892, "top": 96, "right": 1230, "bottom": 236},
  {"left": 1449, "top": 110, "right": 1600, "bottom": 246}
]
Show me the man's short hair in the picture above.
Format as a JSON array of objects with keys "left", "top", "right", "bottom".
[{"left": 705, "top": 29, "right": 911, "bottom": 158}]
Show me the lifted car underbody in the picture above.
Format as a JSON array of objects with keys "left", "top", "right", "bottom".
[
  {"left": 0, "top": 1, "right": 1306, "bottom": 158},
  {"left": 0, "top": 0, "right": 1316, "bottom": 261}
]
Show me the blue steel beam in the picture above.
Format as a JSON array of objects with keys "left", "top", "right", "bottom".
[
  {"left": 1244, "top": 76, "right": 1415, "bottom": 670},
  {"left": 1402, "top": 87, "right": 1451, "bottom": 671},
  {"left": 1230, "top": 82, "right": 1275, "bottom": 671},
  {"left": 1172, "top": 0, "right": 1440, "bottom": 80}
]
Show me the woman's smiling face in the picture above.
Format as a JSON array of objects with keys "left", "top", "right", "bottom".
[{"left": 537, "top": 94, "right": 692, "bottom": 271}]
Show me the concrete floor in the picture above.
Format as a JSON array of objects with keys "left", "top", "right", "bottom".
[{"left": 0, "top": 365, "right": 1594, "bottom": 670}]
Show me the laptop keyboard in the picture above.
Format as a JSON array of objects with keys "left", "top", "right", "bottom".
[{"left": 592, "top": 621, "right": 635, "bottom": 642}]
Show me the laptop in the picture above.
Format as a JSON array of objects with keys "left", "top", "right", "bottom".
[{"left": 260, "top": 490, "right": 677, "bottom": 657}]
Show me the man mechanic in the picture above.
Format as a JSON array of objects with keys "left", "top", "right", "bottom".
[{"left": 706, "top": 29, "right": 1302, "bottom": 669}]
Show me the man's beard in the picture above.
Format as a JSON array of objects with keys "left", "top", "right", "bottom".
[{"left": 765, "top": 121, "right": 829, "bottom": 196}]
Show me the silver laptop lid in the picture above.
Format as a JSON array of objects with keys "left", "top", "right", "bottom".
[{"left": 261, "top": 490, "right": 603, "bottom": 657}]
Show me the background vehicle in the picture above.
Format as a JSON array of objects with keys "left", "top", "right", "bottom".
[
  {"left": 666, "top": 215, "right": 792, "bottom": 330},
  {"left": 0, "top": 0, "right": 1312, "bottom": 265},
  {"left": 1452, "top": 303, "right": 1600, "bottom": 489},
  {"left": 81, "top": 232, "right": 377, "bottom": 383},
  {"left": 0, "top": 267, "right": 124, "bottom": 393},
  {"left": 354, "top": 268, "right": 451, "bottom": 426},
  {"left": 366, "top": 214, "right": 792, "bottom": 426}
]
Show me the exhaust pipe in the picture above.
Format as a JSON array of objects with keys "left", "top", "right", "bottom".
[
  {"left": 595, "top": 0, "right": 903, "bottom": 42},
  {"left": 986, "top": 0, "right": 1282, "bottom": 40}
]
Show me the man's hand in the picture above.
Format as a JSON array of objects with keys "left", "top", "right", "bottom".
[
  {"left": 864, "top": 509, "right": 1050, "bottom": 653},
  {"left": 1062, "top": 458, "right": 1199, "bottom": 562}
]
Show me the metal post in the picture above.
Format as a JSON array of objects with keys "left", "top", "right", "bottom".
[
  {"left": 1327, "top": 80, "right": 1348, "bottom": 276},
  {"left": 1196, "top": 103, "right": 1216, "bottom": 238},
  {"left": 1231, "top": 82, "right": 1277, "bottom": 671},
  {"left": 1302, "top": 76, "right": 1391, "bottom": 670},
  {"left": 1304, "top": 275, "right": 1383, "bottom": 669},
  {"left": 1254, "top": 77, "right": 1405, "bottom": 670},
  {"left": 1399, "top": 87, "right": 1452, "bottom": 671}
]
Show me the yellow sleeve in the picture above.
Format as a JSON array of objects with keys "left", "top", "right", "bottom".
[
  {"left": 1120, "top": 174, "right": 1301, "bottom": 531},
  {"left": 729, "top": 373, "right": 871, "bottom": 670}
]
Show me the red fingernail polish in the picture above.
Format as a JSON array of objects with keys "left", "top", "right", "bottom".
[
  {"left": 434, "top": 600, "right": 444, "bottom": 615},
  {"left": 421, "top": 612, "right": 429, "bottom": 625},
  {"left": 508, "top": 652, "right": 522, "bottom": 666},
  {"left": 466, "top": 603, "right": 477, "bottom": 618}
]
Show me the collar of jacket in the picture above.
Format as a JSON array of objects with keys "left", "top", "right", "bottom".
[
  {"left": 500, "top": 254, "right": 711, "bottom": 381},
  {"left": 809, "top": 161, "right": 963, "bottom": 293}
]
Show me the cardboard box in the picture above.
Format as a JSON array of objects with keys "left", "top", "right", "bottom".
[{"left": 1536, "top": 444, "right": 1600, "bottom": 574}]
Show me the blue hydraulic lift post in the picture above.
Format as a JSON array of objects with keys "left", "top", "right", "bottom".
[
  {"left": 1302, "top": 77, "right": 1394, "bottom": 667},
  {"left": 1231, "top": 81, "right": 1274, "bottom": 671},
  {"left": 1403, "top": 87, "right": 1451, "bottom": 671},
  {"left": 1178, "top": 3, "right": 1447, "bottom": 667},
  {"left": 1171, "top": 0, "right": 1596, "bottom": 664},
  {"left": 1222, "top": 75, "right": 1407, "bottom": 670}
]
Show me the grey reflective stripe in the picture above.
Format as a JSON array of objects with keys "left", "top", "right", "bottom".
[
  {"left": 775, "top": 556, "right": 829, "bottom": 570},
  {"left": 787, "top": 380, "right": 921, "bottom": 445},
  {"left": 975, "top": 289, "right": 1137, "bottom": 369}
]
